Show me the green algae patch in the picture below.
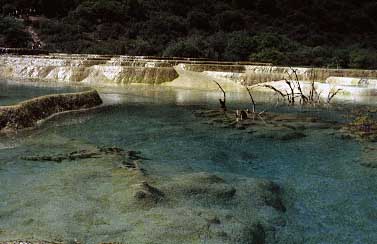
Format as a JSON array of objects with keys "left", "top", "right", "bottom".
[{"left": 0, "top": 89, "right": 102, "bottom": 132}]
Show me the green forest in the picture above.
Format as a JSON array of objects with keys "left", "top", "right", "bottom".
[{"left": 1, "top": 0, "right": 377, "bottom": 68}]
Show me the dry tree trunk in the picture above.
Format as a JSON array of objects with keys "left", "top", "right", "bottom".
[
  {"left": 213, "top": 80, "right": 227, "bottom": 111},
  {"left": 327, "top": 89, "right": 342, "bottom": 104},
  {"left": 287, "top": 67, "right": 309, "bottom": 104},
  {"left": 308, "top": 69, "right": 313, "bottom": 101},
  {"left": 262, "top": 84, "right": 287, "bottom": 100},
  {"left": 308, "top": 68, "right": 321, "bottom": 104},
  {"left": 260, "top": 67, "right": 341, "bottom": 107},
  {"left": 284, "top": 79, "right": 295, "bottom": 105},
  {"left": 245, "top": 86, "right": 256, "bottom": 113},
  {"left": 244, "top": 85, "right": 267, "bottom": 123}
]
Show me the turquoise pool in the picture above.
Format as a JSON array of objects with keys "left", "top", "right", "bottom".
[{"left": 0, "top": 81, "right": 376, "bottom": 244}]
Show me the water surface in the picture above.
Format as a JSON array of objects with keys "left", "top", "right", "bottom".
[
  {"left": 0, "top": 79, "right": 85, "bottom": 106},
  {"left": 0, "top": 82, "right": 376, "bottom": 243}
]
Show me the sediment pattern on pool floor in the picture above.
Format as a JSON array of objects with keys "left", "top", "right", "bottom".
[{"left": 0, "top": 134, "right": 286, "bottom": 244}]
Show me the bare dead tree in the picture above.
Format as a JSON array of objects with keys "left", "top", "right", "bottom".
[
  {"left": 309, "top": 69, "right": 324, "bottom": 105},
  {"left": 213, "top": 80, "right": 227, "bottom": 111},
  {"left": 261, "top": 84, "right": 288, "bottom": 101},
  {"left": 243, "top": 85, "right": 267, "bottom": 123},
  {"left": 259, "top": 67, "right": 341, "bottom": 107},
  {"left": 359, "top": 78, "right": 369, "bottom": 86},
  {"left": 287, "top": 67, "right": 309, "bottom": 104},
  {"left": 286, "top": 68, "right": 297, "bottom": 104},
  {"left": 245, "top": 86, "right": 256, "bottom": 113},
  {"left": 284, "top": 79, "right": 296, "bottom": 105},
  {"left": 262, "top": 81, "right": 304, "bottom": 106},
  {"left": 309, "top": 69, "right": 316, "bottom": 102},
  {"left": 327, "top": 88, "right": 342, "bottom": 104}
]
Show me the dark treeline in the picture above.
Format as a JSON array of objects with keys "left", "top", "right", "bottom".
[{"left": 1, "top": 0, "right": 377, "bottom": 68}]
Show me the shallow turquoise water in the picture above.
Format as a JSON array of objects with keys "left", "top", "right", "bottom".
[
  {"left": 0, "top": 80, "right": 85, "bottom": 106},
  {"left": 0, "top": 82, "right": 376, "bottom": 243}
]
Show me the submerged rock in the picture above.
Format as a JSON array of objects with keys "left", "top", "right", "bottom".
[
  {"left": 341, "top": 113, "right": 377, "bottom": 143},
  {"left": 193, "top": 109, "right": 342, "bottom": 142},
  {"left": 360, "top": 161, "right": 377, "bottom": 168},
  {"left": 21, "top": 154, "right": 69, "bottom": 163},
  {"left": 359, "top": 145, "right": 377, "bottom": 168},
  {"left": 254, "top": 127, "right": 306, "bottom": 141},
  {"left": 161, "top": 172, "right": 237, "bottom": 204},
  {"left": 21, "top": 146, "right": 147, "bottom": 177},
  {"left": 7, "top": 133, "right": 287, "bottom": 244},
  {"left": 236, "top": 223, "right": 266, "bottom": 244},
  {"left": 254, "top": 180, "right": 286, "bottom": 212},
  {"left": 21, "top": 149, "right": 102, "bottom": 163},
  {"left": 132, "top": 181, "right": 165, "bottom": 207},
  {"left": 160, "top": 172, "right": 286, "bottom": 212},
  {"left": 0, "top": 89, "right": 102, "bottom": 132},
  {"left": 121, "top": 172, "right": 287, "bottom": 244}
]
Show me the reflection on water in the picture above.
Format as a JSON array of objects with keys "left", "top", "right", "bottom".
[{"left": 0, "top": 82, "right": 376, "bottom": 243}]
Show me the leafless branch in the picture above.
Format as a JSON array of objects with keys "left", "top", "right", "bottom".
[
  {"left": 245, "top": 86, "right": 256, "bottom": 113},
  {"left": 284, "top": 79, "right": 295, "bottom": 105},
  {"left": 213, "top": 80, "right": 226, "bottom": 102},
  {"left": 261, "top": 84, "right": 287, "bottom": 99},
  {"left": 289, "top": 67, "right": 309, "bottom": 104},
  {"left": 213, "top": 80, "right": 227, "bottom": 111},
  {"left": 327, "top": 89, "right": 342, "bottom": 103}
]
